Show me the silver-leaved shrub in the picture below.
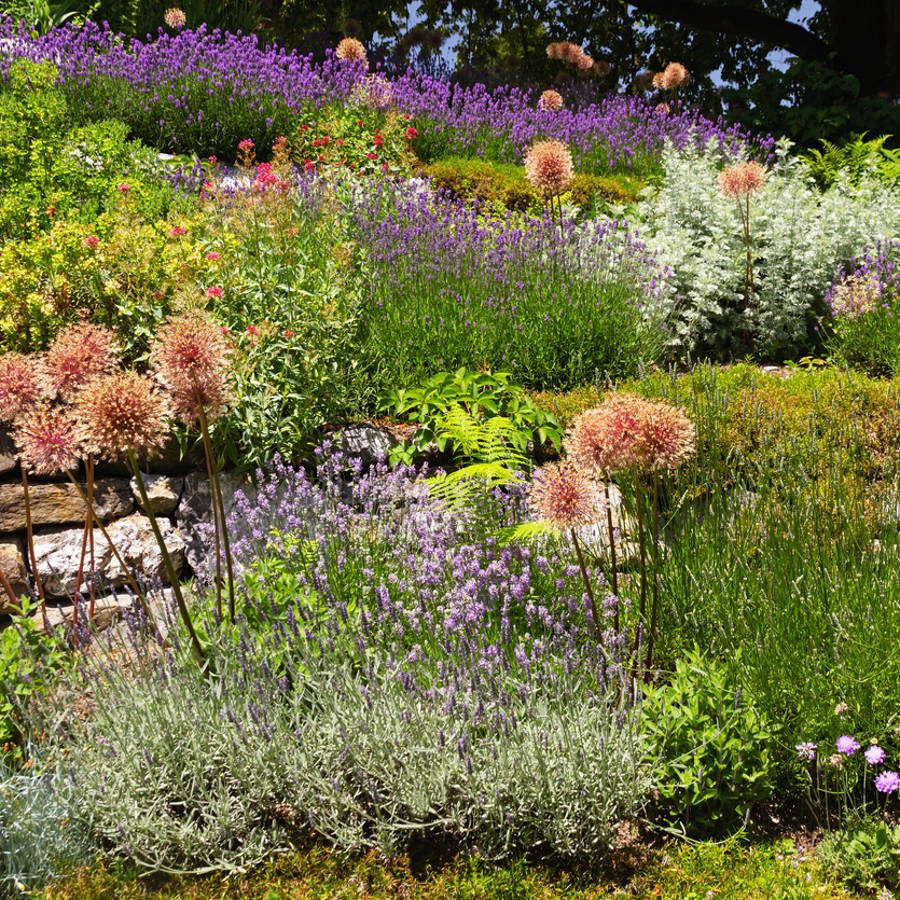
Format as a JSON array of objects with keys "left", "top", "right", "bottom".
[{"left": 634, "top": 139, "right": 900, "bottom": 359}]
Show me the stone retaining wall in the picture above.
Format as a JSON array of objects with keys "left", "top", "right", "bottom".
[{"left": 0, "top": 427, "right": 243, "bottom": 614}]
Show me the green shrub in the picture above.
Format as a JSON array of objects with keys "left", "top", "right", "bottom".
[
  {"left": 381, "top": 368, "right": 562, "bottom": 466},
  {"left": 817, "top": 820, "right": 900, "bottom": 895},
  {"left": 422, "top": 157, "right": 644, "bottom": 213},
  {"left": 802, "top": 134, "right": 900, "bottom": 190},
  {"left": 644, "top": 649, "right": 773, "bottom": 836}
]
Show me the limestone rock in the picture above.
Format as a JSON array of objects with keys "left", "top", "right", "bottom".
[
  {"left": 33, "top": 513, "right": 185, "bottom": 597},
  {"left": 0, "top": 428, "right": 15, "bottom": 476},
  {"left": 0, "top": 538, "right": 27, "bottom": 610},
  {"left": 175, "top": 471, "right": 247, "bottom": 574},
  {"left": 335, "top": 424, "right": 397, "bottom": 466},
  {"left": 131, "top": 474, "right": 183, "bottom": 516},
  {"left": 0, "top": 479, "right": 132, "bottom": 532}
]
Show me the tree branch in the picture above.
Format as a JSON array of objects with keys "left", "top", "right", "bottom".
[{"left": 627, "top": 0, "right": 831, "bottom": 62}]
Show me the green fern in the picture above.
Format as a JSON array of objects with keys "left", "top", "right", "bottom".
[
  {"left": 425, "top": 405, "right": 530, "bottom": 508},
  {"left": 803, "top": 133, "right": 899, "bottom": 189}
]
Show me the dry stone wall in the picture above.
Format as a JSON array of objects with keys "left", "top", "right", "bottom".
[{"left": 0, "top": 427, "right": 245, "bottom": 614}]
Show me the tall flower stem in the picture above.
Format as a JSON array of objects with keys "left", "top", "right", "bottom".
[
  {"left": 570, "top": 528, "right": 600, "bottom": 638},
  {"left": 603, "top": 476, "right": 619, "bottom": 629},
  {"left": 0, "top": 569, "right": 18, "bottom": 610},
  {"left": 73, "top": 455, "right": 98, "bottom": 629},
  {"left": 127, "top": 451, "right": 205, "bottom": 664},
  {"left": 196, "top": 398, "right": 235, "bottom": 624},
  {"left": 198, "top": 411, "right": 223, "bottom": 620},
  {"left": 645, "top": 468, "right": 661, "bottom": 672},
  {"left": 20, "top": 467, "right": 46, "bottom": 617},
  {"left": 62, "top": 469, "right": 157, "bottom": 632},
  {"left": 632, "top": 471, "right": 648, "bottom": 674}
]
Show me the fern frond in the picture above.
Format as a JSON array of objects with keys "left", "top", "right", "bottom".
[{"left": 496, "top": 520, "right": 560, "bottom": 546}]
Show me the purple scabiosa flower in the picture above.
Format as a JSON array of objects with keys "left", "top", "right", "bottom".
[
  {"left": 836, "top": 735, "right": 860, "bottom": 756},
  {"left": 795, "top": 742, "right": 817, "bottom": 762},
  {"left": 864, "top": 745, "right": 886, "bottom": 765},
  {"left": 875, "top": 771, "right": 900, "bottom": 794}
]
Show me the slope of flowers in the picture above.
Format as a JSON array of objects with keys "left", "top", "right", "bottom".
[{"left": 0, "top": 18, "right": 769, "bottom": 169}]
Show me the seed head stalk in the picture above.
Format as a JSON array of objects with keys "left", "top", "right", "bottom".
[
  {"left": 126, "top": 451, "right": 205, "bottom": 664},
  {"left": 196, "top": 392, "right": 235, "bottom": 623},
  {"left": 60, "top": 468, "right": 159, "bottom": 632},
  {"left": 20, "top": 466, "right": 47, "bottom": 622},
  {"left": 569, "top": 527, "right": 599, "bottom": 637},
  {"left": 645, "top": 468, "right": 661, "bottom": 672}
]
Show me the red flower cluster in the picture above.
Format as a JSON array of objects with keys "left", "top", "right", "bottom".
[{"left": 404, "top": 126, "right": 418, "bottom": 140}]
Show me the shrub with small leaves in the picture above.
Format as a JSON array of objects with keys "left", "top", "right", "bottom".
[{"left": 644, "top": 648, "right": 774, "bottom": 835}]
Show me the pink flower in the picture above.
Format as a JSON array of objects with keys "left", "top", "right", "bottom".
[
  {"left": 118, "top": 183, "right": 131, "bottom": 193},
  {"left": 404, "top": 126, "right": 418, "bottom": 140},
  {"left": 283, "top": 329, "right": 294, "bottom": 338},
  {"left": 83, "top": 235, "right": 99, "bottom": 250},
  {"left": 836, "top": 735, "right": 860, "bottom": 756},
  {"left": 366, "top": 152, "right": 377, "bottom": 160},
  {"left": 206, "top": 286, "right": 223, "bottom": 299},
  {"left": 864, "top": 745, "right": 886, "bottom": 765},
  {"left": 530, "top": 461, "right": 602, "bottom": 530},
  {"left": 206, "top": 251, "right": 221, "bottom": 261},
  {"left": 237, "top": 139, "right": 254, "bottom": 153},
  {"left": 245, "top": 324, "right": 259, "bottom": 335},
  {"left": 169, "top": 226, "right": 187, "bottom": 237},
  {"left": 719, "top": 161, "right": 767, "bottom": 198}
]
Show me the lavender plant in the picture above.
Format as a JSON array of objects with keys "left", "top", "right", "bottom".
[
  {"left": 31, "top": 446, "right": 647, "bottom": 872},
  {"left": 350, "top": 181, "right": 667, "bottom": 392},
  {"left": 825, "top": 238, "right": 900, "bottom": 376}
]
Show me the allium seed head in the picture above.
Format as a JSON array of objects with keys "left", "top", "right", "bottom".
[
  {"left": 524, "top": 139, "right": 574, "bottom": 199},
  {"left": 152, "top": 312, "right": 231, "bottom": 424},
  {"left": 529, "top": 461, "right": 602, "bottom": 529},
  {"left": 828, "top": 274, "right": 880, "bottom": 319},
  {"left": 637, "top": 399, "right": 696, "bottom": 470},
  {"left": 336, "top": 37, "right": 367, "bottom": 64},
  {"left": 538, "top": 89, "right": 564, "bottom": 111},
  {"left": 718, "top": 161, "right": 767, "bottom": 198},
  {"left": 163, "top": 7, "right": 186, "bottom": 28},
  {"left": 565, "top": 394, "right": 695, "bottom": 472},
  {"left": 14, "top": 405, "right": 82, "bottom": 475},
  {"left": 43, "top": 323, "right": 119, "bottom": 400},
  {"left": 75, "top": 372, "right": 168, "bottom": 460},
  {"left": 661, "top": 62, "right": 689, "bottom": 89},
  {"left": 0, "top": 353, "right": 45, "bottom": 424}
]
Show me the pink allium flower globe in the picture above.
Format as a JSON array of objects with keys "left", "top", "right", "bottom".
[
  {"left": 564, "top": 395, "right": 696, "bottom": 473},
  {"left": 336, "top": 37, "right": 367, "bottom": 64},
  {"left": 43, "top": 323, "right": 119, "bottom": 400},
  {"left": 719, "top": 161, "right": 767, "bottom": 198},
  {"left": 0, "top": 353, "right": 45, "bottom": 424},
  {"left": 163, "top": 7, "right": 186, "bottom": 28},
  {"left": 529, "top": 461, "right": 602, "bottom": 530},
  {"left": 153, "top": 313, "right": 231, "bottom": 424},
  {"left": 524, "top": 139, "right": 574, "bottom": 200},
  {"left": 75, "top": 372, "right": 169, "bottom": 460},
  {"left": 538, "top": 89, "right": 564, "bottom": 112},
  {"left": 14, "top": 405, "right": 82, "bottom": 475}
]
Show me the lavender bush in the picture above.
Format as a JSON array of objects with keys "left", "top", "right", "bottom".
[
  {"left": 346, "top": 179, "right": 667, "bottom": 391},
  {"left": 33, "top": 446, "right": 646, "bottom": 872},
  {"left": 1, "top": 19, "right": 768, "bottom": 170},
  {"left": 825, "top": 238, "right": 900, "bottom": 375}
]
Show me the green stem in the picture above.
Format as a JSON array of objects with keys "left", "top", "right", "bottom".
[
  {"left": 197, "top": 399, "right": 235, "bottom": 624},
  {"left": 645, "top": 469, "right": 661, "bottom": 673},
  {"left": 198, "top": 410, "right": 223, "bottom": 620},
  {"left": 570, "top": 528, "right": 600, "bottom": 639},
  {"left": 633, "top": 470, "right": 648, "bottom": 675},
  {"left": 603, "top": 476, "right": 618, "bottom": 629},
  {"left": 62, "top": 469, "right": 157, "bottom": 632},
  {"left": 126, "top": 453, "right": 205, "bottom": 665},
  {"left": 20, "top": 467, "right": 46, "bottom": 615}
]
